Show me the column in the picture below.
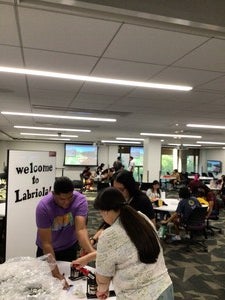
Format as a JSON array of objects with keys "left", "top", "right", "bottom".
[{"left": 142, "top": 138, "right": 161, "bottom": 182}]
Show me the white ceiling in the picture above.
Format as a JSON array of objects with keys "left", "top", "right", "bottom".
[{"left": 0, "top": 0, "right": 225, "bottom": 147}]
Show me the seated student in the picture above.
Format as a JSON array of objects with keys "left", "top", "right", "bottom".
[
  {"left": 81, "top": 166, "right": 94, "bottom": 190},
  {"left": 146, "top": 180, "right": 161, "bottom": 202},
  {"left": 170, "top": 169, "right": 180, "bottom": 188},
  {"left": 96, "top": 163, "right": 105, "bottom": 177},
  {"left": 161, "top": 187, "right": 201, "bottom": 241},
  {"left": 196, "top": 188, "right": 209, "bottom": 207},
  {"left": 188, "top": 173, "right": 205, "bottom": 196},
  {"left": 220, "top": 175, "right": 225, "bottom": 205},
  {"left": 100, "top": 167, "right": 114, "bottom": 182}
]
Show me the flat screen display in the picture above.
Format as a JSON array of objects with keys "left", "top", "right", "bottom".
[
  {"left": 64, "top": 144, "right": 98, "bottom": 166},
  {"left": 207, "top": 160, "right": 222, "bottom": 173},
  {"left": 130, "top": 146, "right": 144, "bottom": 166}
]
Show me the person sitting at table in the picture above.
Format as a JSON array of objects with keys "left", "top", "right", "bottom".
[
  {"left": 170, "top": 169, "right": 180, "bottom": 188},
  {"left": 188, "top": 173, "right": 205, "bottom": 196},
  {"left": 219, "top": 175, "right": 225, "bottom": 206},
  {"left": 161, "top": 187, "right": 201, "bottom": 241},
  {"left": 113, "top": 170, "right": 155, "bottom": 225},
  {"left": 146, "top": 180, "right": 161, "bottom": 203},
  {"left": 81, "top": 166, "right": 94, "bottom": 190},
  {"left": 92, "top": 187, "right": 174, "bottom": 300},
  {"left": 196, "top": 188, "right": 209, "bottom": 207}
]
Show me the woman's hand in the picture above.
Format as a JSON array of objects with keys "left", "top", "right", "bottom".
[{"left": 96, "top": 290, "right": 109, "bottom": 299}]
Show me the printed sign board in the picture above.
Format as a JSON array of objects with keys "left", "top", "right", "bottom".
[{"left": 6, "top": 150, "right": 56, "bottom": 259}]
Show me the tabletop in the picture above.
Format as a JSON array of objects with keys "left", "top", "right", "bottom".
[
  {"left": 153, "top": 198, "right": 179, "bottom": 213},
  {"left": 205, "top": 184, "right": 221, "bottom": 191},
  {"left": 0, "top": 202, "right": 5, "bottom": 218},
  {"left": 57, "top": 261, "right": 116, "bottom": 300},
  {"left": 188, "top": 176, "right": 214, "bottom": 180}
]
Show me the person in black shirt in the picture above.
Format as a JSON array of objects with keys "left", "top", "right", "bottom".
[{"left": 112, "top": 170, "right": 155, "bottom": 225}]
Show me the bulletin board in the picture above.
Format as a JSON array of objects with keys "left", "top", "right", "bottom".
[{"left": 6, "top": 150, "right": 56, "bottom": 259}]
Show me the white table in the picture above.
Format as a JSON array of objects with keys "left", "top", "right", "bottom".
[
  {"left": 153, "top": 198, "right": 179, "bottom": 213},
  {"left": 57, "top": 261, "right": 116, "bottom": 300},
  {"left": 0, "top": 202, "right": 5, "bottom": 218},
  {"left": 206, "top": 184, "right": 221, "bottom": 191},
  {"left": 188, "top": 176, "right": 214, "bottom": 180}
]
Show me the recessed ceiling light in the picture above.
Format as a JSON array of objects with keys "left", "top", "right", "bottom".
[
  {"left": 2, "top": 111, "right": 116, "bottom": 122},
  {"left": 0, "top": 66, "right": 192, "bottom": 91},
  {"left": 14, "top": 126, "right": 90, "bottom": 132},
  {"left": 140, "top": 133, "right": 202, "bottom": 138}
]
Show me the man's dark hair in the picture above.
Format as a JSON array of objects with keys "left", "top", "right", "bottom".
[
  {"left": 179, "top": 187, "right": 191, "bottom": 199},
  {"left": 54, "top": 176, "right": 74, "bottom": 194}
]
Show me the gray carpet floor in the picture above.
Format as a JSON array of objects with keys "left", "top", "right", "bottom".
[{"left": 86, "top": 190, "right": 225, "bottom": 300}]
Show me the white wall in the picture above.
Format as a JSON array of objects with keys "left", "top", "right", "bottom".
[
  {"left": 0, "top": 141, "right": 119, "bottom": 180},
  {"left": 1, "top": 140, "right": 225, "bottom": 180}
]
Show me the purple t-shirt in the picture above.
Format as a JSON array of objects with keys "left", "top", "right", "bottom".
[{"left": 36, "top": 191, "right": 88, "bottom": 251}]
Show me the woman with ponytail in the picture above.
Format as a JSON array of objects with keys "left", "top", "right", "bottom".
[{"left": 94, "top": 187, "right": 173, "bottom": 300}]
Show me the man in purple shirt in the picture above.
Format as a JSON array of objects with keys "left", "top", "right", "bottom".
[{"left": 36, "top": 176, "right": 94, "bottom": 286}]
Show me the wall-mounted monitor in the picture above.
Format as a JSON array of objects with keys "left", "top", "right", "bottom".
[
  {"left": 64, "top": 144, "right": 98, "bottom": 166},
  {"left": 207, "top": 160, "right": 222, "bottom": 173},
  {"left": 130, "top": 146, "right": 144, "bottom": 166}
]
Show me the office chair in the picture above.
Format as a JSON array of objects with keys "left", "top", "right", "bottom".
[
  {"left": 184, "top": 206, "right": 208, "bottom": 252},
  {"left": 207, "top": 172, "right": 215, "bottom": 178},
  {"left": 140, "top": 182, "right": 153, "bottom": 191},
  {"left": 206, "top": 213, "right": 222, "bottom": 235},
  {"left": 201, "top": 172, "right": 208, "bottom": 177},
  {"left": 97, "top": 182, "right": 110, "bottom": 192}
]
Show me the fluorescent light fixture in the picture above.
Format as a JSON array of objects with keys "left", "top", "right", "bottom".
[
  {"left": 2, "top": 111, "right": 116, "bottom": 122},
  {"left": 14, "top": 126, "right": 90, "bottom": 132},
  {"left": 140, "top": 133, "right": 202, "bottom": 139},
  {"left": 22, "top": 137, "right": 70, "bottom": 141},
  {"left": 101, "top": 140, "right": 141, "bottom": 144},
  {"left": 49, "top": 138, "right": 70, "bottom": 141},
  {"left": 20, "top": 132, "right": 78, "bottom": 138},
  {"left": 183, "top": 144, "right": 201, "bottom": 147},
  {"left": 168, "top": 143, "right": 201, "bottom": 147},
  {"left": 116, "top": 137, "right": 144, "bottom": 141},
  {"left": 196, "top": 141, "right": 225, "bottom": 145},
  {"left": 0, "top": 66, "right": 192, "bottom": 91},
  {"left": 187, "top": 124, "right": 225, "bottom": 129}
]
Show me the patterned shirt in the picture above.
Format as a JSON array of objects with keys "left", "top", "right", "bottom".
[{"left": 96, "top": 216, "right": 172, "bottom": 300}]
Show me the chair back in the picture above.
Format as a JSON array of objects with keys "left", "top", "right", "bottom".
[
  {"left": 185, "top": 206, "right": 208, "bottom": 230},
  {"left": 140, "top": 182, "right": 153, "bottom": 191},
  {"left": 97, "top": 182, "right": 110, "bottom": 192}
]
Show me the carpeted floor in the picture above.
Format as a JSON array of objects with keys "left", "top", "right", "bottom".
[{"left": 86, "top": 190, "right": 225, "bottom": 300}]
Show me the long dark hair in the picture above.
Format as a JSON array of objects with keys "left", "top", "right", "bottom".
[
  {"left": 94, "top": 187, "right": 160, "bottom": 264},
  {"left": 113, "top": 170, "right": 141, "bottom": 197}
]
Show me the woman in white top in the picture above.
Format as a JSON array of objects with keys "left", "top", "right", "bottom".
[
  {"left": 146, "top": 180, "right": 161, "bottom": 202},
  {"left": 94, "top": 187, "right": 173, "bottom": 300}
]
